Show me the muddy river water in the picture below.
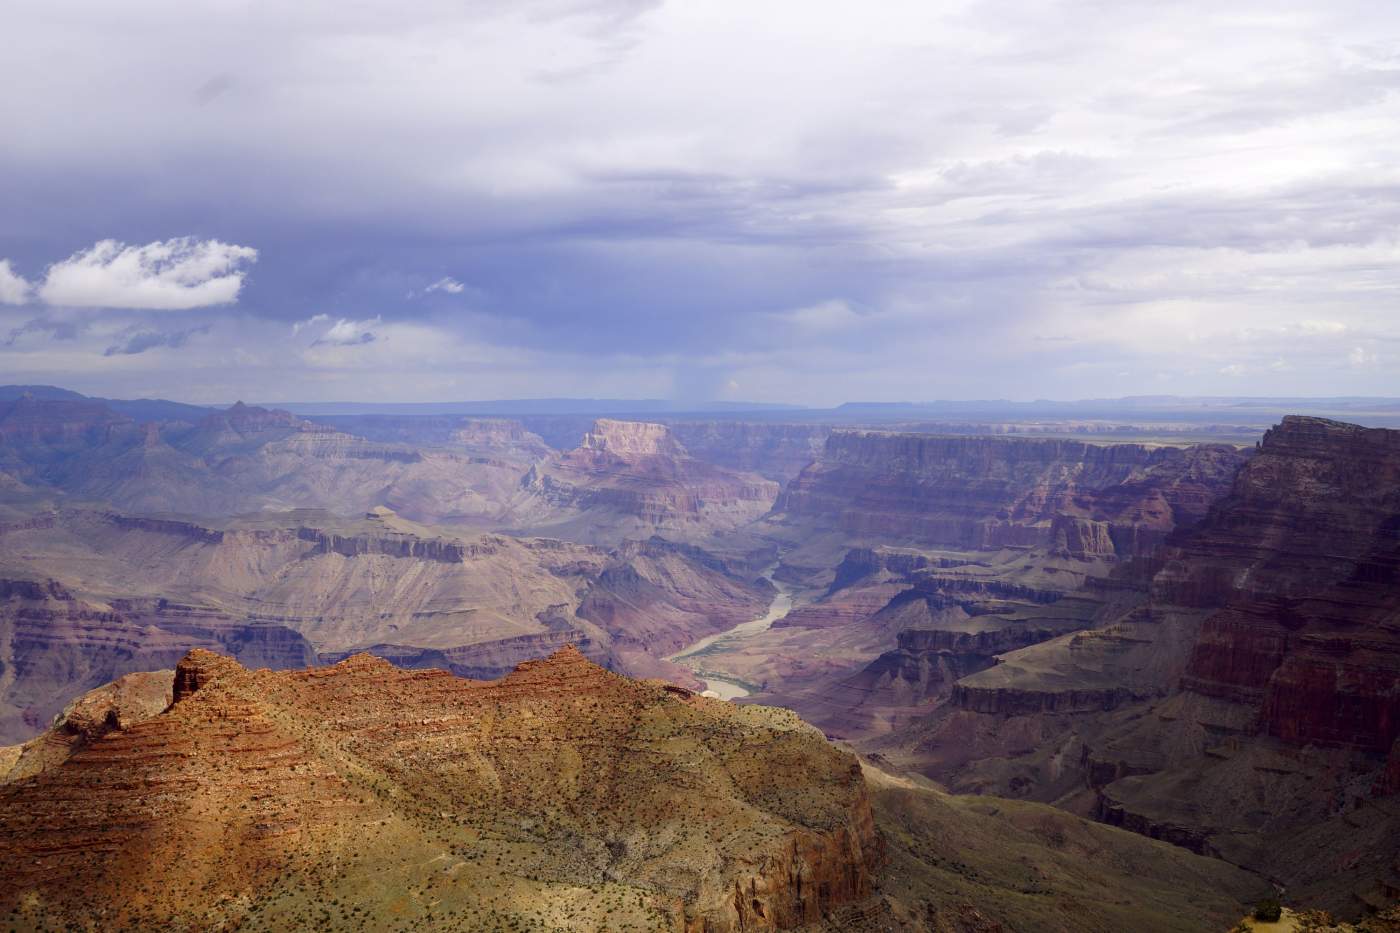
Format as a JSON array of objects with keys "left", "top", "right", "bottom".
[{"left": 665, "top": 568, "right": 794, "bottom": 699}]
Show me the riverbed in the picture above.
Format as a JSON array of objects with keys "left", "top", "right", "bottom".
[{"left": 666, "top": 568, "right": 794, "bottom": 700}]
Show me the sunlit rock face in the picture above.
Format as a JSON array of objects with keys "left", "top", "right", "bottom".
[{"left": 0, "top": 647, "right": 880, "bottom": 932}]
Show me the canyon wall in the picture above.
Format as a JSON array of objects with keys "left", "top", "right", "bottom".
[
  {"left": 0, "top": 580, "right": 315, "bottom": 741},
  {"left": 877, "top": 417, "right": 1400, "bottom": 917},
  {"left": 0, "top": 399, "right": 538, "bottom": 523},
  {"left": 730, "top": 434, "right": 1245, "bottom": 739},
  {"left": 0, "top": 507, "right": 773, "bottom": 741},
  {"left": 777, "top": 430, "right": 1248, "bottom": 558}
]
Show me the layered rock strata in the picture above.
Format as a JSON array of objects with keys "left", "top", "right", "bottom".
[
  {"left": 0, "top": 648, "right": 881, "bottom": 931},
  {"left": 0, "top": 508, "right": 773, "bottom": 741},
  {"left": 877, "top": 417, "right": 1400, "bottom": 917},
  {"left": 0, "top": 400, "right": 538, "bottom": 523},
  {"left": 777, "top": 431, "right": 1247, "bottom": 558},
  {"left": 516, "top": 419, "right": 779, "bottom": 545}
]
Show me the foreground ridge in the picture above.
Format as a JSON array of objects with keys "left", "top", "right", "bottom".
[{"left": 0, "top": 646, "right": 879, "bottom": 931}]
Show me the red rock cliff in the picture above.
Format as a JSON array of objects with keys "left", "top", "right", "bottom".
[
  {"left": 777, "top": 431, "right": 1246, "bottom": 557},
  {"left": 0, "top": 647, "right": 880, "bottom": 931},
  {"left": 1170, "top": 417, "right": 1400, "bottom": 754}
]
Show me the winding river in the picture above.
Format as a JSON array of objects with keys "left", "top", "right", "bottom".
[{"left": 665, "top": 568, "right": 794, "bottom": 700}]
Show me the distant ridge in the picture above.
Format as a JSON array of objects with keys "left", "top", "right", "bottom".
[
  {"left": 7, "top": 384, "right": 1400, "bottom": 427},
  {"left": 270, "top": 398, "right": 808, "bottom": 416},
  {"left": 0, "top": 385, "right": 213, "bottom": 422}
]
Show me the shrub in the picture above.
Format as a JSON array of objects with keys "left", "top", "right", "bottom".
[{"left": 1253, "top": 897, "right": 1283, "bottom": 922}]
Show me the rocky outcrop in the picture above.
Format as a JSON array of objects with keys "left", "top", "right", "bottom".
[
  {"left": 295, "top": 526, "right": 470, "bottom": 562},
  {"left": 826, "top": 547, "right": 982, "bottom": 595},
  {"left": 196, "top": 400, "right": 308, "bottom": 435},
  {"left": 1, "top": 669, "right": 174, "bottom": 784},
  {"left": 516, "top": 419, "right": 779, "bottom": 544},
  {"left": 893, "top": 619, "right": 1080, "bottom": 658},
  {"left": 1092, "top": 795, "right": 1217, "bottom": 855},
  {"left": 577, "top": 418, "right": 688, "bottom": 457},
  {"left": 171, "top": 647, "right": 242, "bottom": 702},
  {"left": 0, "top": 648, "right": 881, "bottom": 931},
  {"left": 0, "top": 577, "right": 70, "bottom": 601},
  {"left": 777, "top": 431, "right": 1247, "bottom": 558},
  {"left": 108, "top": 513, "right": 225, "bottom": 543}
]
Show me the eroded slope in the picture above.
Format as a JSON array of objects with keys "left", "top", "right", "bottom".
[{"left": 0, "top": 648, "right": 879, "bottom": 931}]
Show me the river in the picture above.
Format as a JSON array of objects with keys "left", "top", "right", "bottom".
[{"left": 665, "top": 568, "right": 794, "bottom": 700}]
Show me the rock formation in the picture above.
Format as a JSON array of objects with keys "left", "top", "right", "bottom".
[
  {"left": 0, "top": 651, "right": 1269, "bottom": 931},
  {"left": 0, "top": 400, "right": 539, "bottom": 523},
  {"left": 513, "top": 419, "right": 780, "bottom": 545},
  {"left": 874, "top": 417, "right": 1400, "bottom": 918},
  {"left": 0, "top": 507, "right": 773, "bottom": 741},
  {"left": 0, "top": 647, "right": 881, "bottom": 931},
  {"left": 776, "top": 430, "right": 1247, "bottom": 558},
  {"left": 0, "top": 668, "right": 173, "bottom": 783}
]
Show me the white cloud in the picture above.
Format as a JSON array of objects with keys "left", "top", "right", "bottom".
[
  {"left": 38, "top": 238, "right": 257, "bottom": 310},
  {"left": 426, "top": 277, "right": 465, "bottom": 294},
  {"left": 314, "top": 316, "right": 381, "bottom": 346},
  {"left": 1300, "top": 320, "right": 1348, "bottom": 336},
  {"left": 1349, "top": 345, "right": 1378, "bottom": 368},
  {"left": 292, "top": 313, "right": 330, "bottom": 335},
  {"left": 8, "top": 1, "right": 1400, "bottom": 400},
  {"left": 0, "top": 260, "right": 31, "bottom": 304},
  {"left": 771, "top": 300, "right": 864, "bottom": 335}
]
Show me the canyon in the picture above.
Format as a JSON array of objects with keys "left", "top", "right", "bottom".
[
  {"left": 1, "top": 386, "right": 1398, "bottom": 926},
  {"left": 0, "top": 506, "right": 774, "bottom": 743},
  {"left": 684, "top": 429, "right": 1249, "bottom": 736},
  {"left": 866, "top": 417, "right": 1400, "bottom": 916}
]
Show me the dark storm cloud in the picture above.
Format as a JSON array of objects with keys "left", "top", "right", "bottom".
[{"left": 2, "top": 0, "right": 1400, "bottom": 402}]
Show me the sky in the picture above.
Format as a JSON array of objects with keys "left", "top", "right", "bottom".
[{"left": 2, "top": 0, "right": 1399, "bottom": 406}]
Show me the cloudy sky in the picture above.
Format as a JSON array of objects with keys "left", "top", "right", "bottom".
[{"left": 2, "top": 0, "right": 1399, "bottom": 405}]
